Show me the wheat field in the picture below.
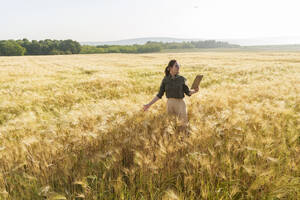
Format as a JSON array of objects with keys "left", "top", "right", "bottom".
[{"left": 0, "top": 52, "right": 299, "bottom": 199}]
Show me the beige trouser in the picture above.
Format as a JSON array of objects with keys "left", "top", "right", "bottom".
[{"left": 166, "top": 98, "right": 188, "bottom": 127}]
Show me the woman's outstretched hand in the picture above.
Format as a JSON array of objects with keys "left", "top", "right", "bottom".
[
  {"left": 143, "top": 96, "right": 160, "bottom": 112},
  {"left": 143, "top": 104, "right": 151, "bottom": 111}
]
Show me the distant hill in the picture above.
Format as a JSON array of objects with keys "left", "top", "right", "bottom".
[
  {"left": 80, "top": 36, "right": 300, "bottom": 46},
  {"left": 80, "top": 37, "right": 204, "bottom": 46},
  {"left": 225, "top": 36, "right": 300, "bottom": 46}
]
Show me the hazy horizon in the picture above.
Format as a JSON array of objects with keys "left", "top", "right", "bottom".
[{"left": 1, "top": 0, "right": 300, "bottom": 43}]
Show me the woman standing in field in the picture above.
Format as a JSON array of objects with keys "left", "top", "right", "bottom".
[{"left": 143, "top": 59, "right": 199, "bottom": 131}]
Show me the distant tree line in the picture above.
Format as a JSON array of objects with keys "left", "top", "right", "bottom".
[
  {"left": 80, "top": 42, "right": 162, "bottom": 54},
  {"left": 80, "top": 40, "right": 240, "bottom": 54},
  {"left": 151, "top": 40, "right": 240, "bottom": 49},
  {"left": 0, "top": 39, "right": 81, "bottom": 56},
  {"left": 0, "top": 39, "right": 239, "bottom": 56}
]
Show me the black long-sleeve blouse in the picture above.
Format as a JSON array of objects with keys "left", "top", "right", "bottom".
[{"left": 156, "top": 74, "right": 191, "bottom": 99}]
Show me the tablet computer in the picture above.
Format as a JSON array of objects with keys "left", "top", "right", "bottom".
[{"left": 191, "top": 75, "right": 203, "bottom": 89}]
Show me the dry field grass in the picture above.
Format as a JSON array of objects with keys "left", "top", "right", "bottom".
[{"left": 0, "top": 52, "right": 299, "bottom": 199}]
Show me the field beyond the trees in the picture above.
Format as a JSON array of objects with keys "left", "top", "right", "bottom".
[{"left": 0, "top": 52, "right": 299, "bottom": 199}]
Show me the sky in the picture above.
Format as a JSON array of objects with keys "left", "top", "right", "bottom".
[{"left": 1, "top": 0, "right": 300, "bottom": 42}]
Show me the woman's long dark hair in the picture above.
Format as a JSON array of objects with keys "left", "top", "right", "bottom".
[{"left": 165, "top": 59, "right": 177, "bottom": 76}]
